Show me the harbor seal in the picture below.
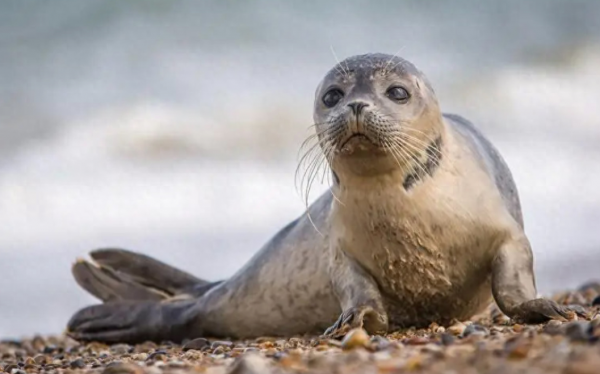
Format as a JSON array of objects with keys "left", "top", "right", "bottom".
[{"left": 66, "top": 53, "right": 582, "bottom": 344}]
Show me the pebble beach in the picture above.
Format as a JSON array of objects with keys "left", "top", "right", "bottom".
[{"left": 3, "top": 282, "right": 600, "bottom": 374}]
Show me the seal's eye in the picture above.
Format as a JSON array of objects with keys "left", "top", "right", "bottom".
[
  {"left": 322, "top": 88, "right": 344, "bottom": 108},
  {"left": 386, "top": 86, "right": 410, "bottom": 103}
]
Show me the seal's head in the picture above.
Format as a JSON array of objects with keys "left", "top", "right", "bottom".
[{"left": 313, "top": 53, "right": 443, "bottom": 177}]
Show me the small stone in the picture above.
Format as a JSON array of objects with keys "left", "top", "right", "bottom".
[
  {"left": 254, "top": 337, "right": 277, "bottom": 343},
  {"left": 213, "top": 346, "right": 226, "bottom": 355},
  {"left": 405, "top": 355, "right": 423, "bottom": 371},
  {"left": 227, "top": 352, "right": 272, "bottom": 374},
  {"left": 263, "top": 351, "right": 281, "bottom": 361},
  {"left": 440, "top": 333, "right": 455, "bottom": 346},
  {"left": 32, "top": 354, "right": 47, "bottom": 365},
  {"left": 183, "top": 338, "right": 210, "bottom": 351},
  {"left": 341, "top": 328, "right": 370, "bottom": 350},
  {"left": 512, "top": 324, "right": 524, "bottom": 333},
  {"left": 147, "top": 350, "right": 168, "bottom": 361},
  {"left": 462, "top": 323, "right": 488, "bottom": 338},
  {"left": 423, "top": 343, "right": 444, "bottom": 359},
  {"left": 369, "top": 335, "right": 391, "bottom": 351},
  {"left": 69, "top": 359, "right": 86, "bottom": 369},
  {"left": 110, "top": 344, "right": 132, "bottom": 355},
  {"left": 377, "top": 358, "right": 406, "bottom": 372},
  {"left": 564, "top": 321, "right": 591, "bottom": 342},
  {"left": 211, "top": 341, "right": 234, "bottom": 350},
  {"left": 372, "top": 350, "right": 392, "bottom": 362},
  {"left": 405, "top": 336, "right": 430, "bottom": 345},
  {"left": 504, "top": 336, "right": 532, "bottom": 359},
  {"left": 259, "top": 341, "right": 275, "bottom": 349},
  {"left": 578, "top": 281, "right": 600, "bottom": 293},
  {"left": 344, "top": 347, "right": 371, "bottom": 363},
  {"left": 592, "top": 295, "right": 600, "bottom": 306},
  {"left": 42, "top": 345, "right": 57, "bottom": 354},
  {"left": 3, "top": 364, "right": 18, "bottom": 373},
  {"left": 323, "top": 339, "right": 342, "bottom": 348},
  {"left": 102, "top": 362, "right": 144, "bottom": 374},
  {"left": 447, "top": 322, "right": 466, "bottom": 336},
  {"left": 167, "top": 360, "right": 187, "bottom": 368},
  {"left": 543, "top": 320, "right": 564, "bottom": 335}
]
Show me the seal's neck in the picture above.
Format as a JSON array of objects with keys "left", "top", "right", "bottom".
[
  {"left": 330, "top": 130, "right": 445, "bottom": 196},
  {"left": 401, "top": 134, "right": 443, "bottom": 191}
]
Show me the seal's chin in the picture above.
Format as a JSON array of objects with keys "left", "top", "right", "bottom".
[{"left": 339, "top": 134, "right": 380, "bottom": 155}]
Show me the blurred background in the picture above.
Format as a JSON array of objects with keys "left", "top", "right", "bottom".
[{"left": 1, "top": 0, "right": 599, "bottom": 339}]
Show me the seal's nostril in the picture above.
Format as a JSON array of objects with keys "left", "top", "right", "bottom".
[{"left": 347, "top": 102, "right": 369, "bottom": 115}]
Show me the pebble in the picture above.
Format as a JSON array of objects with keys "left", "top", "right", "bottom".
[
  {"left": 183, "top": 338, "right": 210, "bottom": 351},
  {"left": 447, "top": 322, "right": 467, "bottom": 336},
  {"left": 211, "top": 341, "right": 234, "bottom": 350},
  {"left": 405, "top": 336, "right": 430, "bottom": 345},
  {"left": 227, "top": 353, "right": 271, "bottom": 374},
  {"left": 69, "top": 358, "right": 86, "bottom": 368},
  {"left": 440, "top": 333, "right": 455, "bottom": 346},
  {"left": 102, "top": 362, "right": 144, "bottom": 374},
  {"left": 147, "top": 350, "right": 168, "bottom": 361},
  {"left": 564, "top": 321, "right": 592, "bottom": 342},
  {"left": 32, "top": 354, "right": 47, "bottom": 365},
  {"left": 110, "top": 345, "right": 132, "bottom": 355},
  {"left": 340, "top": 328, "right": 370, "bottom": 350},
  {"left": 213, "top": 346, "right": 226, "bottom": 355},
  {"left": 369, "top": 335, "right": 392, "bottom": 351},
  {"left": 504, "top": 336, "right": 532, "bottom": 359},
  {"left": 42, "top": 345, "right": 57, "bottom": 354},
  {"left": 462, "top": 323, "right": 489, "bottom": 338},
  {"left": 543, "top": 320, "right": 564, "bottom": 335}
]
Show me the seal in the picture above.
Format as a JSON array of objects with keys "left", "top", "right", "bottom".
[{"left": 66, "top": 53, "right": 583, "bottom": 344}]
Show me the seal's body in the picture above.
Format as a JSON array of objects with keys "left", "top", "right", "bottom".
[{"left": 67, "top": 54, "right": 577, "bottom": 344}]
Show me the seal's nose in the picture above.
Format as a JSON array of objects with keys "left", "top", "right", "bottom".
[{"left": 347, "top": 101, "right": 369, "bottom": 116}]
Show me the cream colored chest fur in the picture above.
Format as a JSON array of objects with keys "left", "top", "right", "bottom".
[{"left": 329, "top": 149, "right": 512, "bottom": 303}]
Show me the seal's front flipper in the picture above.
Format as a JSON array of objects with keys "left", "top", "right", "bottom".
[
  {"left": 491, "top": 236, "right": 585, "bottom": 324},
  {"left": 324, "top": 248, "right": 388, "bottom": 338},
  {"left": 66, "top": 299, "right": 201, "bottom": 344},
  {"left": 324, "top": 304, "right": 386, "bottom": 337}
]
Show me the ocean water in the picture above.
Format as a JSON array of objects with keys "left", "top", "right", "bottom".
[{"left": 1, "top": 1, "right": 600, "bottom": 339}]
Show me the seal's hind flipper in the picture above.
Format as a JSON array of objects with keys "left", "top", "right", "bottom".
[
  {"left": 72, "top": 259, "right": 170, "bottom": 302},
  {"left": 67, "top": 299, "right": 199, "bottom": 344},
  {"left": 89, "top": 248, "right": 207, "bottom": 294}
]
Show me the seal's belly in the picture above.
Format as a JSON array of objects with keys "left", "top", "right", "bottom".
[
  {"left": 379, "top": 249, "right": 493, "bottom": 328},
  {"left": 346, "top": 218, "right": 497, "bottom": 327}
]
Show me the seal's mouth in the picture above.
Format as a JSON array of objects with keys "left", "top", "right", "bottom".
[
  {"left": 340, "top": 133, "right": 373, "bottom": 148},
  {"left": 338, "top": 133, "right": 380, "bottom": 155}
]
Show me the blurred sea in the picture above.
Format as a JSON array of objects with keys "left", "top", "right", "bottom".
[{"left": 1, "top": 1, "right": 600, "bottom": 339}]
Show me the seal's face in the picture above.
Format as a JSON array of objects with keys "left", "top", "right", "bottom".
[{"left": 312, "top": 53, "right": 442, "bottom": 174}]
